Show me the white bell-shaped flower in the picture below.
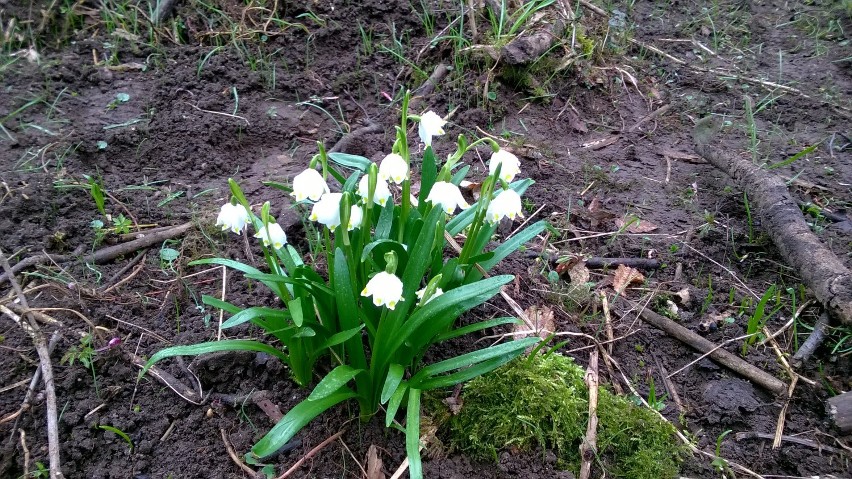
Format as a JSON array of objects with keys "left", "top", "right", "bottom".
[
  {"left": 488, "top": 149, "right": 521, "bottom": 182},
  {"left": 418, "top": 111, "right": 446, "bottom": 147},
  {"left": 347, "top": 205, "right": 364, "bottom": 231},
  {"left": 426, "top": 181, "right": 470, "bottom": 214},
  {"left": 215, "top": 203, "right": 249, "bottom": 234},
  {"left": 361, "top": 272, "right": 404, "bottom": 309},
  {"left": 379, "top": 153, "right": 409, "bottom": 184},
  {"left": 253, "top": 222, "right": 288, "bottom": 249},
  {"left": 290, "top": 168, "right": 329, "bottom": 202},
  {"left": 416, "top": 286, "right": 444, "bottom": 306},
  {"left": 357, "top": 175, "right": 392, "bottom": 206},
  {"left": 486, "top": 189, "right": 523, "bottom": 224},
  {"left": 309, "top": 192, "right": 343, "bottom": 229}
]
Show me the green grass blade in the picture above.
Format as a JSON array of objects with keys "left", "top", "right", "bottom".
[
  {"left": 447, "top": 179, "right": 534, "bottom": 235},
  {"left": 410, "top": 338, "right": 537, "bottom": 388},
  {"left": 328, "top": 152, "right": 372, "bottom": 171},
  {"left": 385, "top": 382, "right": 408, "bottom": 427},
  {"left": 381, "top": 364, "right": 405, "bottom": 404},
  {"left": 434, "top": 317, "right": 520, "bottom": 342},
  {"left": 221, "top": 306, "right": 290, "bottom": 329}
]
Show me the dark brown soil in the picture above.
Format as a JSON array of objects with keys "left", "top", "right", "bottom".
[{"left": 1, "top": 0, "right": 851, "bottom": 478}]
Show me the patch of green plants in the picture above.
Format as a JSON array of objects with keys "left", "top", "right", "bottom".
[
  {"left": 442, "top": 351, "right": 686, "bottom": 478},
  {"left": 141, "top": 92, "right": 547, "bottom": 478}
]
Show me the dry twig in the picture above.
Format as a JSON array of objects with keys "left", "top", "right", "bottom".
[
  {"left": 578, "top": 349, "right": 599, "bottom": 479},
  {"left": 275, "top": 429, "right": 346, "bottom": 479}
]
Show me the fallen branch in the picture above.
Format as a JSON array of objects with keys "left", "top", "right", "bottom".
[
  {"left": 578, "top": 349, "right": 599, "bottom": 479},
  {"left": 614, "top": 298, "right": 788, "bottom": 396},
  {"left": 408, "top": 64, "right": 450, "bottom": 111},
  {"left": 735, "top": 431, "right": 848, "bottom": 455},
  {"left": 0, "top": 222, "right": 193, "bottom": 286},
  {"left": 694, "top": 118, "right": 852, "bottom": 325},
  {"left": 828, "top": 391, "right": 852, "bottom": 435},
  {"left": 0, "top": 252, "right": 64, "bottom": 479},
  {"left": 792, "top": 312, "right": 830, "bottom": 365}
]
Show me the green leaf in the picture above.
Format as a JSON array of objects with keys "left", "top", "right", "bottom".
[
  {"left": 376, "top": 200, "right": 395, "bottom": 239},
  {"left": 476, "top": 220, "right": 548, "bottom": 276},
  {"left": 292, "top": 326, "right": 316, "bottom": 338},
  {"left": 434, "top": 317, "right": 520, "bottom": 342},
  {"left": 190, "top": 258, "right": 288, "bottom": 298},
  {"left": 767, "top": 144, "right": 818, "bottom": 170},
  {"left": 221, "top": 306, "right": 290, "bottom": 329},
  {"left": 450, "top": 165, "right": 470, "bottom": 185},
  {"left": 381, "top": 364, "right": 405, "bottom": 404},
  {"left": 385, "top": 382, "right": 408, "bottom": 427},
  {"left": 418, "top": 146, "right": 437, "bottom": 211},
  {"left": 201, "top": 295, "right": 242, "bottom": 314},
  {"left": 392, "top": 275, "right": 513, "bottom": 356},
  {"left": 251, "top": 391, "right": 357, "bottom": 458},
  {"left": 317, "top": 326, "right": 364, "bottom": 351},
  {"left": 406, "top": 388, "right": 423, "bottom": 479},
  {"left": 333, "top": 248, "right": 369, "bottom": 382},
  {"left": 160, "top": 247, "right": 180, "bottom": 262},
  {"left": 288, "top": 297, "right": 305, "bottom": 327},
  {"left": 141, "top": 340, "right": 288, "bottom": 377},
  {"left": 328, "top": 152, "right": 372, "bottom": 171},
  {"left": 410, "top": 338, "right": 538, "bottom": 390},
  {"left": 307, "top": 365, "right": 363, "bottom": 401}
]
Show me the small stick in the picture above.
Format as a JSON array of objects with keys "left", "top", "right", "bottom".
[
  {"left": 0, "top": 253, "right": 64, "bottom": 479},
  {"left": 505, "top": 203, "right": 546, "bottom": 241},
  {"left": 626, "top": 104, "right": 671, "bottom": 133},
  {"left": 614, "top": 298, "right": 787, "bottom": 396},
  {"left": 600, "top": 292, "right": 614, "bottom": 356},
  {"left": 0, "top": 222, "right": 193, "bottom": 285},
  {"left": 735, "top": 431, "right": 847, "bottom": 455},
  {"left": 20, "top": 429, "right": 30, "bottom": 479},
  {"left": 220, "top": 428, "right": 258, "bottom": 477},
  {"left": 773, "top": 376, "right": 798, "bottom": 449},
  {"left": 100, "top": 250, "right": 147, "bottom": 293},
  {"left": 579, "top": 349, "right": 599, "bottom": 479},
  {"left": 126, "top": 351, "right": 204, "bottom": 404},
  {"left": 596, "top": 344, "right": 624, "bottom": 394},
  {"left": 409, "top": 63, "right": 450, "bottom": 111},
  {"left": 275, "top": 429, "right": 346, "bottom": 479},
  {"left": 329, "top": 120, "right": 382, "bottom": 154},
  {"left": 652, "top": 353, "right": 685, "bottom": 416},
  {"left": 792, "top": 312, "right": 830, "bottom": 365}
]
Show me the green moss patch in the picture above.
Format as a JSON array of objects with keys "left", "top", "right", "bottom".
[{"left": 442, "top": 352, "right": 686, "bottom": 478}]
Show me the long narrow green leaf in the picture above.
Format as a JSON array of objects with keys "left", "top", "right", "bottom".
[
  {"left": 381, "top": 364, "right": 405, "bottom": 404},
  {"left": 418, "top": 146, "right": 437, "bottom": 211},
  {"left": 317, "top": 326, "right": 364, "bottom": 351},
  {"left": 221, "top": 306, "right": 290, "bottom": 329},
  {"left": 406, "top": 388, "right": 423, "bottom": 479},
  {"left": 141, "top": 340, "right": 289, "bottom": 376},
  {"left": 329, "top": 152, "right": 372, "bottom": 171},
  {"left": 479, "top": 220, "right": 547, "bottom": 271},
  {"left": 333, "top": 249, "right": 370, "bottom": 392},
  {"left": 450, "top": 165, "right": 470, "bottom": 185},
  {"left": 414, "top": 354, "right": 519, "bottom": 390},
  {"left": 191, "top": 258, "right": 287, "bottom": 298},
  {"left": 392, "top": 275, "right": 513, "bottom": 356},
  {"left": 385, "top": 382, "right": 408, "bottom": 427},
  {"left": 433, "top": 317, "right": 520, "bottom": 342},
  {"left": 410, "top": 338, "right": 537, "bottom": 385},
  {"left": 288, "top": 297, "right": 305, "bottom": 327},
  {"left": 201, "top": 295, "right": 242, "bottom": 314},
  {"left": 251, "top": 391, "right": 357, "bottom": 458},
  {"left": 307, "top": 366, "right": 363, "bottom": 401},
  {"left": 376, "top": 200, "right": 395, "bottom": 239}
]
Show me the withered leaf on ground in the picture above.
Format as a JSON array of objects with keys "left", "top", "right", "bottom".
[
  {"left": 366, "top": 444, "right": 385, "bottom": 479},
  {"left": 514, "top": 305, "right": 556, "bottom": 339},
  {"left": 611, "top": 264, "right": 645, "bottom": 296},
  {"left": 614, "top": 217, "right": 659, "bottom": 233}
]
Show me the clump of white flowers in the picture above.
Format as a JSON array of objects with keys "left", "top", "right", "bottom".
[{"left": 216, "top": 202, "right": 249, "bottom": 234}]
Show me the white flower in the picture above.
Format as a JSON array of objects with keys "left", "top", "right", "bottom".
[
  {"left": 418, "top": 111, "right": 446, "bottom": 147},
  {"left": 489, "top": 149, "right": 521, "bottom": 182},
  {"left": 358, "top": 175, "right": 392, "bottom": 206},
  {"left": 310, "top": 192, "right": 343, "bottom": 229},
  {"left": 290, "top": 169, "right": 329, "bottom": 202},
  {"left": 379, "top": 153, "right": 409, "bottom": 184},
  {"left": 253, "top": 222, "right": 288, "bottom": 249},
  {"left": 347, "top": 205, "right": 363, "bottom": 231},
  {"left": 416, "top": 287, "right": 444, "bottom": 305},
  {"left": 215, "top": 203, "right": 249, "bottom": 234},
  {"left": 361, "top": 272, "right": 404, "bottom": 309},
  {"left": 426, "top": 181, "right": 470, "bottom": 214},
  {"left": 486, "top": 189, "right": 523, "bottom": 224}
]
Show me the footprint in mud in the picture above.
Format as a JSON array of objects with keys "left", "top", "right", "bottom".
[{"left": 701, "top": 378, "right": 774, "bottom": 428}]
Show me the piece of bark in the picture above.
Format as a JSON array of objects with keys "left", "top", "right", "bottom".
[
  {"left": 827, "top": 391, "right": 852, "bottom": 434},
  {"left": 694, "top": 116, "right": 852, "bottom": 325}
]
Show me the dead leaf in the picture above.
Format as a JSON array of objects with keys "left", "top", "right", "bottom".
[
  {"left": 366, "top": 445, "right": 385, "bottom": 479},
  {"left": 565, "top": 110, "right": 588, "bottom": 133},
  {"left": 459, "top": 180, "right": 481, "bottom": 203},
  {"left": 514, "top": 305, "right": 556, "bottom": 339},
  {"left": 611, "top": 264, "right": 645, "bottom": 296},
  {"left": 673, "top": 288, "right": 691, "bottom": 307},
  {"left": 614, "top": 217, "right": 658, "bottom": 233},
  {"left": 443, "top": 395, "right": 464, "bottom": 415},
  {"left": 581, "top": 135, "right": 620, "bottom": 150},
  {"left": 566, "top": 261, "right": 590, "bottom": 285}
]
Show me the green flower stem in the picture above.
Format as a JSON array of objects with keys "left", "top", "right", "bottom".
[
  {"left": 439, "top": 137, "right": 500, "bottom": 182},
  {"left": 460, "top": 174, "right": 496, "bottom": 264},
  {"left": 317, "top": 141, "right": 329, "bottom": 181},
  {"left": 398, "top": 91, "right": 412, "bottom": 244}
]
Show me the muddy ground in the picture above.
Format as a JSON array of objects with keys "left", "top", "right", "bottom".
[{"left": 1, "top": 0, "right": 851, "bottom": 477}]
